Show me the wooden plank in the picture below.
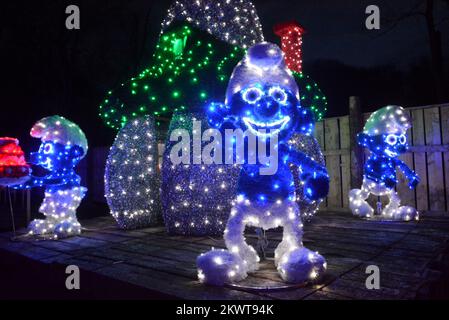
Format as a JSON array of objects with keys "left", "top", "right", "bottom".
[
  {"left": 2, "top": 210, "right": 449, "bottom": 300},
  {"left": 339, "top": 116, "right": 350, "bottom": 208},
  {"left": 321, "top": 278, "right": 399, "bottom": 299},
  {"left": 314, "top": 122, "right": 327, "bottom": 207},
  {"left": 314, "top": 121, "right": 325, "bottom": 149},
  {"left": 349, "top": 96, "right": 364, "bottom": 190},
  {"left": 97, "top": 262, "right": 267, "bottom": 300},
  {"left": 324, "top": 118, "right": 341, "bottom": 208},
  {"left": 313, "top": 120, "right": 326, "bottom": 209},
  {"left": 322, "top": 149, "right": 350, "bottom": 156},
  {"left": 316, "top": 120, "right": 327, "bottom": 208},
  {"left": 411, "top": 109, "right": 428, "bottom": 211},
  {"left": 305, "top": 290, "right": 352, "bottom": 300},
  {"left": 441, "top": 105, "right": 449, "bottom": 212},
  {"left": 409, "top": 144, "right": 449, "bottom": 153},
  {"left": 424, "top": 107, "right": 445, "bottom": 211},
  {"left": 396, "top": 109, "right": 416, "bottom": 207}
]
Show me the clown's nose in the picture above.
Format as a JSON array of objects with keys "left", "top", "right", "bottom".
[
  {"left": 255, "top": 97, "right": 280, "bottom": 118},
  {"left": 398, "top": 144, "right": 407, "bottom": 153}
]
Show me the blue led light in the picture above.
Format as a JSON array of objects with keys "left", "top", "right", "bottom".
[
  {"left": 241, "top": 86, "right": 263, "bottom": 104},
  {"left": 268, "top": 86, "right": 288, "bottom": 105},
  {"left": 357, "top": 132, "right": 418, "bottom": 188},
  {"left": 198, "top": 43, "right": 329, "bottom": 287},
  {"left": 14, "top": 116, "right": 88, "bottom": 238},
  {"left": 349, "top": 105, "right": 420, "bottom": 221},
  {"left": 205, "top": 83, "right": 329, "bottom": 203}
]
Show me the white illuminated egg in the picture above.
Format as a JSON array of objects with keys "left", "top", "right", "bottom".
[
  {"left": 105, "top": 116, "right": 161, "bottom": 229},
  {"left": 161, "top": 111, "right": 240, "bottom": 236}
]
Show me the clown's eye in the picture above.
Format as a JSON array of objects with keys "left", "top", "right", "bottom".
[
  {"left": 42, "top": 143, "right": 53, "bottom": 154},
  {"left": 242, "top": 87, "right": 263, "bottom": 104},
  {"left": 385, "top": 134, "right": 397, "bottom": 145},
  {"left": 269, "top": 87, "right": 287, "bottom": 104},
  {"left": 398, "top": 134, "right": 406, "bottom": 144}
]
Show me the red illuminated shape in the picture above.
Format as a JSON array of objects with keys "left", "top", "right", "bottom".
[
  {"left": 0, "top": 137, "right": 30, "bottom": 184},
  {"left": 274, "top": 21, "right": 305, "bottom": 73}
]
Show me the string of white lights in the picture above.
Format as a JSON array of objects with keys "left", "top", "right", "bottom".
[{"left": 161, "top": 0, "right": 264, "bottom": 49}]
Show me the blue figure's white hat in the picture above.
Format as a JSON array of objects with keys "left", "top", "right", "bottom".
[
  {"left": 30, "top": 115, "right": 88, "bottom": 159},
  {"left": 225, "top": 42, "right": 299, "bottom": 104},
  {"left": 363, "top": 105, "right": 412, "bottom": 136}
]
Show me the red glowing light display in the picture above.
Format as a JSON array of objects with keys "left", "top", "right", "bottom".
[
  {"left": 0, "top": 137, "right": 30, "bottom": 181},
  {"left": 274, "top": 21, "right": 305, "bottom": 73}
]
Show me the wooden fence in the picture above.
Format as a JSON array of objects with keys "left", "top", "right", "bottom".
[{"left": 315, "top": 100, "right": 449, "bottom": 215}]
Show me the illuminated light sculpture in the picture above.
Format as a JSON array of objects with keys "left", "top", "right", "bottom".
[
  {"left": 274, "top": 21, "right": 327, "bottom": 121},
  {"left": 273, "top": 21, "right": 304, "bottom": 73},
  {"left": 161, "top": 111, "right": 241, "bottom": 236},
  {"left": 0, "top": 137, "right": 31, "bottom": 186},
  {"left": 273, "top": 21, "right": 327, "bottom": 220},
  {"left": 99, "top": 0, "right": 265, "bottom": 130},
  {"left": 99, "top": 2, "right": 328, "bottom": 130},
  {"left": 105, "top": 116, "right": 162, "bottom": 229},
  {"left": 161, "top": 117, "right": 323, "bottom": 234},
  {"left": 162, "top": 0, "right": 264, "bottom": 49},
  {"left": 196, "top": 43, "right": 329, "bottom": 286},
  {"left": 349, "top": 105, "right": 420, "bottom": 221},
  {"left": 289, "top": 133, "right": 326, "bottom": 222},
  {"left": 15, "top": 116, "right": 88, "bottom": 239}
]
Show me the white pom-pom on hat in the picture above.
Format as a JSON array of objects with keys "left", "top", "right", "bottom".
[
  {"left": 246, "top": 42, "right": 284, "bottom": 69},
  {"left": 30, "top": 115, "right": 88, "bottom": 158},
  {"left": 363, "top": 105, "right": 412, "bottom": 136},
  {"left": 225, "top": 42, "right": 299, "bottom": 104}
]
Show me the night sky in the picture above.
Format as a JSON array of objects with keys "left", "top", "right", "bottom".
[
  {"left": 1, "top": 0, "right": 448, "bottom": 148},
  {"left": 258, "top": 0, "right": 449, "bottom": 68}
]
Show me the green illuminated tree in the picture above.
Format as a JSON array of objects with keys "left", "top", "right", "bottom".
[
  {"left": 99, "top": 22, "right": 244, "bottom": 130},
  {"left": 99, "top": 1, "right": 328, "bottom": 130}
]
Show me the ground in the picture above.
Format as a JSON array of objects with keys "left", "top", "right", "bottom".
[{"left": 0, "top": 211, "right": 448, "bottom": 299}]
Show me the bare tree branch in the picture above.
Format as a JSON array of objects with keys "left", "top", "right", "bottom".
[{"left": 370, "top": 0, "right": 425, "bottom": 39}]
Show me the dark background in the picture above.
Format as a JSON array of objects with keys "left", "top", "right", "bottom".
[{"left": 1, "top": 0, "right": 448, "bottom": 149}]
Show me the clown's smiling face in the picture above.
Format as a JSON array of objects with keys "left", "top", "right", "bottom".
[
  {"left": 227, "top": 84, "right": 313, "bottom": 142},
  {"left": 29, "top": 141, "right": 84, "bottom": 172},
  {"left": 358, "top": 133, "right": 408, "bottom": 158}
]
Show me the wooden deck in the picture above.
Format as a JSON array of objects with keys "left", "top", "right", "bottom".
[{"left": 1, "top": 211, "right": 448, "bottom": 299}]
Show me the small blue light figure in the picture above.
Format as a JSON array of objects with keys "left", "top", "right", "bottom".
[
  {"left": 349, "top": 105, "right": 419, "bottom": 221},
  {"left": 197, "top": 43, "right": 329, "bottom": 286},
  {"left": 15, "top": 115, "right": 88, "bottom": 239}
]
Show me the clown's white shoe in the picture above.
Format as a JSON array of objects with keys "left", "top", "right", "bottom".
[
  {"left": 274, "top": 240, "right": 292, "bottom": 267},
  {"left": 392, "top": 206, "right": 419, "bottom": 221},
  {"left": 54, "top": 219, "right": 81, "bottom": 239},
  {"left": 28, "top": 219, "right": 56, "bottom": 236},
  {"left": 277, "top": 247, "right": 327, "bottom": 284},
  {"left": 196, "top": 249, "right": 247, "bottom": 286},
  {"left": 381, "top": 204, "right": 418, "bottom": 221},
  {"left": 349, "top": 199, "right": 374, "bottom": 218},
  {"left": 349, "top": 189, "right": 374, "bottom": 218}
]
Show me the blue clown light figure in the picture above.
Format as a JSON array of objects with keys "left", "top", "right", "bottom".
[
  {"left": 349, "top": 105, "right": 419, "bottom": 221},
  {"left": 16, "top": 116, "right": 88, "bottom": 239},
  {"left": 196, "top": 43, "right": 329, "bottom": 286}
]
